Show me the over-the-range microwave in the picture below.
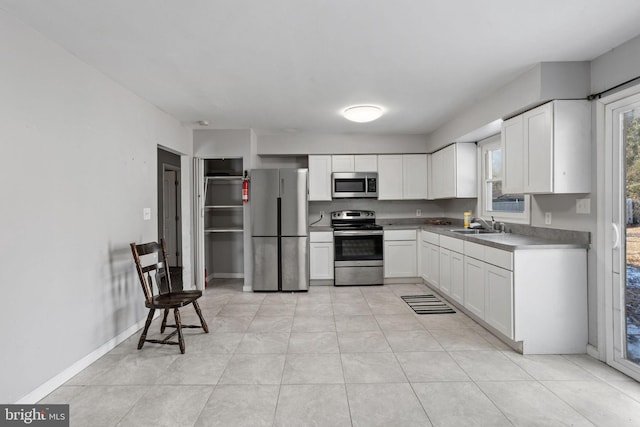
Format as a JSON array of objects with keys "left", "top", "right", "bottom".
[{"left": 331, "top": 172, "right": 378, "bottom": 199}]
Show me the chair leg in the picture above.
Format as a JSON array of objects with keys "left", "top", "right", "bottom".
[
  {"left": 192, "top": 300, "right": 209, "bottom": 333},
  {"left": 138, "top": 308, "right": 155, "bottom": 350},
  {"left": 160, "top": 309, "right": 169, "bottom": 333},
  {"left": 174, "top": 308, "right": 185, "bottom": 354}
]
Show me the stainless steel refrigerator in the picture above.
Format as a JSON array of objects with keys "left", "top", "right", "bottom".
[{"left": 250, "top": 168, "right": 309, "bottom": 291}]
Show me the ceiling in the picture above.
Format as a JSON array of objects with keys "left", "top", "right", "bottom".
[{"left": 3, "top": 0, "right": 640, "bottom": 135}]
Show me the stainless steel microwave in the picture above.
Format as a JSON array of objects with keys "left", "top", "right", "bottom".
[{"left": 331, "top": 172, "right": 378, "bottom": 198}]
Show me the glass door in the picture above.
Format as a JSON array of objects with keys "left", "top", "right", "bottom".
[
  {"left": 608, "top": 92, "right": 640, "bottom": 379},
  {"left": 621, "top": 105, "right": 640, "bottom": 367}
]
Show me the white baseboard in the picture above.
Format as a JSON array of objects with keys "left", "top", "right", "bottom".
[
  {"left": 243, "top": 284, "right": 253, "bottom": 292},
  {"left": 16, "top": 315, "right": 153, "bottom": 404},
  {"left": 207, "top": 272, "right": 244, "bottom": 280}
]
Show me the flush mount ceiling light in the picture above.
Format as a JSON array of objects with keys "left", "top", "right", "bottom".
[{"left": 342, "top": 105, "right": 384, "bottom": 123}]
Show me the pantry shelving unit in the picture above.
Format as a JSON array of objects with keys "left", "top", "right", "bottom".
[{"left": 203, "top": 159, "right": 244, "bottom": 284}]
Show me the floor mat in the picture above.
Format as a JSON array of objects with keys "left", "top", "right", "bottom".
[{"left": 401, "top": 294, "right": 456, "bottom": 314}]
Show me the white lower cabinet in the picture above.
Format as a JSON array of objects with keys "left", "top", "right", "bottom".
[
  {"left": 463, "top": 255, "right": 486, "bottom": 318},
  {"left": 385, "top": 240, "right": 417, "bottom": 277},
  {"left": 421, "top": 229, "right": 586, "bottom": 354},
  {"left": 310, "top": 232, "right": 333, "bottom": 280},
  {"left": 384, "top": 229, "right": 418, "bottom": 278},
  {"left": 439, "top": 248, "right": 452, "bottom": 295},
  {"left": 420, "top": 241, "right": 440, "bottom": 288},
  {"left": 450, "top": 251, "right": 464, "bottom": 304},
  {"left": 420, "top": 231, "right": 440, "bottom": 288},
  {"left": 420, "top": 240, "right": 429, "bottom": 281},
  {"left": 485, "top": 264, "right": 514, "bottom": 338}
]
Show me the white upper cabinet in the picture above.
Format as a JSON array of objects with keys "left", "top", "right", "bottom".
[
  {"left": 378, "top": 155, "right": 404, "bottom": 199},
  {"left": 502, "top": 100, "right": 591, "bottom": 194},
  {"left": 428, "top": 143, "right": 477, "bottom": 199},
  {"left": 378, "top": 154, "right": 428, "bottom": 200},
  {"left": 501, "top": 115, "right": 525, "bottom": 194},
  {"left": 403, "top": 154, "right": 429, "bottom": 199},
  {"left": 308, "top": 155, "right": 332, "bottom": 201},
  {"left": 331, "top": 155, "right": 355, "bottom": 172},
  {"left": 354, "top": 155, "right": 377, "bottom": 172},
  {"left": 331, "top": 154, "right": 378, "bottom": 172}
]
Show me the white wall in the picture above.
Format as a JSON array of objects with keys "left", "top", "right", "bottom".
[
  {"left": 425, "top": 62, "right": 590, "bottom": 152},
  {"left": 256, "top": 132, "right": 428, "bottom": 155},
  {"left": 0, "top": 11, "right": 192, "bottom": 403},
  {"left": 591, "top": 33, "right": 640, "bottom": 94}
]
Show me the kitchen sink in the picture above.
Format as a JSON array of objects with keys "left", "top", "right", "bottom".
[{"left": 449, "top": 228, "right": 500, "bottom": 235}]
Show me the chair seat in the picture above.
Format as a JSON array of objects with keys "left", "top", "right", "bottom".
[{"left": 147, "top": 290, "right": 203, "bottom": 309}]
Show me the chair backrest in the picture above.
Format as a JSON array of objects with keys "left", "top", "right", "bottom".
[{"left": 130, "top": 238, "right": 173, "bottom": 304}]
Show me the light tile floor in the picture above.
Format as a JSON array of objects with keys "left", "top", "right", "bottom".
[{"left": 40, "top": 280, "right": 640, "bottom": 427}]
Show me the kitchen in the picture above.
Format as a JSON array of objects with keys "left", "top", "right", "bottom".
[{"left": 4, "top": 1, "right": 640, "bottom": 424}]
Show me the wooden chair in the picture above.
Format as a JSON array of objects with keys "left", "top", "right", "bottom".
[{"left": 130, "top": 238, "right": 209, "bottom": 353}]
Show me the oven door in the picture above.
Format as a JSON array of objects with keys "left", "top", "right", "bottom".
[{"left": 333, "top": 230, "right": 383, "bottom": 263}]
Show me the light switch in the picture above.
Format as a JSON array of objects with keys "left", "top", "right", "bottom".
[
  {"left": 143, "top": 208, "right": 151, "bottom": 220},
  {"left": 576, "top": 198, "right": 591, "bottom": 214}
]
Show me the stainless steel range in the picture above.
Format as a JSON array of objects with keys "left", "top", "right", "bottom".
[{"left": 331, "top": 210, "right": 384, "bottom": 286}]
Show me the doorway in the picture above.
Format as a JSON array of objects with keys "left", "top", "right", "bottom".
[
  {"left": 158, "top": 147, "right": 182, "bottom": 287},
  {"left": 603, "top": 89, "right": 640, "bottom": 380}
]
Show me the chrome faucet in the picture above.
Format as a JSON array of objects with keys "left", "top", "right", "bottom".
[{"left": 472, "top": 217, "right": 495, "bottom": 231}]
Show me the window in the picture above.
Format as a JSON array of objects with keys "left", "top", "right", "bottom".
[{"left": 478, "top": 135, "right": 529, "bottom": 223}]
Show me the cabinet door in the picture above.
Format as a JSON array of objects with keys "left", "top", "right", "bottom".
[
  {"left": 378, "top": 155, "right": 404, "bottom": 200},
  {"left": 354, "top": 155, "right": 377, "bottom": 172},
  {"left": 450, "top": 251, "right": 464, "bottom": 304},
  {"left": 524, "top": 103, "right": 553, "bottom": 193},
  {"left": 501, "top": 115, "right": 525, "bottom": 194},
  {"left": 403, "top": 154, "right": 428, "bottom": 199},
  {"left": 384, "top": 240, "right": 417, "bottom": 278},
  {"left": 463, "top": 256, "right": 485, "bottom": 319},
  {"left": 331, "top": 155, "right": 355, "bottom": 172},
  {"left": 429, "top": 243, "right": 440, "bottom": 288},
  {"left": 485, "top": 264, "right": 513, "bottom": 338},
  {"left": 420, "top": 240, "right": 429, "bottom": 282},
  {"left": 431, "top": 145, "right": 455, "bottom": 199},
  {"left": 439, "top": 248, "right": 451, "bottom": 295},
  {"left": 310, "top": 242, "right": 334, "bottom": 280},
  {"left": 308, "top": 155, "right": 332, "bottom": 201}
]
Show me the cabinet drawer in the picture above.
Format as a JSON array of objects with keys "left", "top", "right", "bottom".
[
  {"left": 464, "top": 241, "right": 485, "bottom": 260},
  {"left": 484, "top": 246, "right": 513, "bottom": 270},
  {"left": 384, "top": 229, "right": 417, "bottom": 241},
  {"left": 310, "top": 231, "right": 334, "bottom": 243},
  {"left": 440, "top": 235, "right": 463, "bottom": 253},
  {"left": 421, "top": 230, "right": 439, "bottom": 245}
]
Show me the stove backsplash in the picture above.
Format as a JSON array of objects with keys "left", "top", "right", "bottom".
[{"left": 309, "top": 199, "right": 445, "bottom": 226}]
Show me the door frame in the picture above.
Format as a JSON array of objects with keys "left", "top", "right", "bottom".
[
  {"left": 598, "top": 84, "right": 640, "bottom": 381},
  {"left": 162, "top": 163, "right": 182, "bottom": 267}
]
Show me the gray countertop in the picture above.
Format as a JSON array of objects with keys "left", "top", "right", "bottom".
[
  {"left": 420, "top": 224, "right": 588, "bottom": 251},
  {"left": 310, "top": 218, "right": 589, "bottom": 251}
]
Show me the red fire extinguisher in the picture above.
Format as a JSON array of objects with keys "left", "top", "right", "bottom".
[{"left": 242, "top": 171, "right": 249, "bottom": 203}]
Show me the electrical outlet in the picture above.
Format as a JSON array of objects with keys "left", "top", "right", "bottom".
[
  {"left": 319, "top": 211, "right": 325, "bottom": 218},
  {"left": 416, "top": 209, "right": 422, "bottom": 217},
  {"left": 576, "top": 198, "right": 591, "bottom": 214},
  {"left": 544, "top": 212, "right": 552, "bottom": 225},
  {"left": 143, "top": 207, "right": 151, "bottom": 221}
]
